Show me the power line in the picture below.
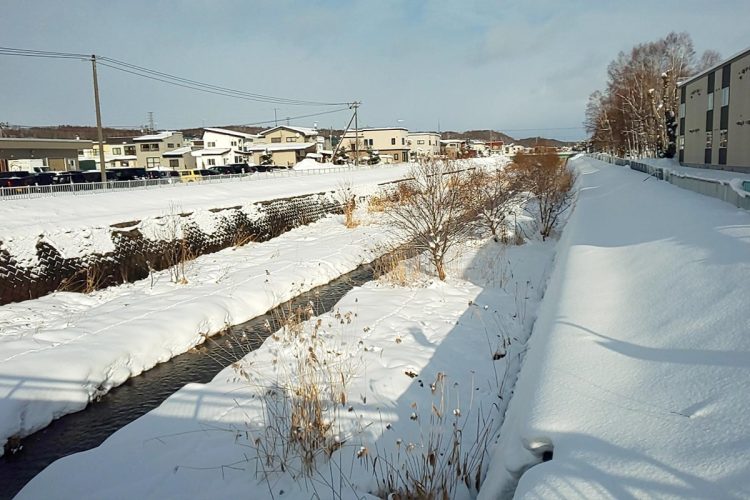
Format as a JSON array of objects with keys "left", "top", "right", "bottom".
[
  {"left": 0, "top": 46, "right": 348, "bottom": 107},
  {"left": 240, "top": 107, "right": 351, "bottom": 127}
]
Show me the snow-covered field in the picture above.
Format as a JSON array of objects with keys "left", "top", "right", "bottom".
[
  {"left": 479, "top": 156, "right": 750, "bottom": 498},
  {"left": 0, "top": 211, "right": 405, "bottom": 456},
  {"left": 0, "top": 163, "right": 412, "bottom": 239},
  {"left": 15, "top": 212, "right": 557, "bottom": 499}
]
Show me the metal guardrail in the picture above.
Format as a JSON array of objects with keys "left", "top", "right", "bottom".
[{"left": 0, "top": 164, "right": 396, "bottom": 200}]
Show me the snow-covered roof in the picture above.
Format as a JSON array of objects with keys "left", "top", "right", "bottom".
[
  {"left": 407, "top": 131, "right": 441, "bottom": 136},
  {"left": 259, "top": 125, "right": 318, "bottom": 137},
  {"left": 163, "top": 146, "right": 193, "bottom": 157},
  {"left": 190, "top": 147, "right": 231, "bottom": 157},
  {"left": 440, "top": 139, "right": 465, "bottom": 144},
  {"left": 245, "top": 142, "right": 316, "bottom": 152},
  {"left": 132, "top": 131, "right": 178, "bottom": 142},
  {"left": 203, "top": 127, "right": 260, "bottom": 140}
]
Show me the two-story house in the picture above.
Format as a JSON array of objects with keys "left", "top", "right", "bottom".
[
  {"left": 407, "top": 131, "right": 441, "bottom": 160},
  {"left": 202, "top": 127, "right": 261, "bottom": 164},
  {"left": 339, "top": 127, "right": 410, "bottom": 164},
  {"left": 133, "top": 131, "right": 184, "bottom": 168},
  {"left": 246, "top": 125, "right": 321, "bottom": 167}
]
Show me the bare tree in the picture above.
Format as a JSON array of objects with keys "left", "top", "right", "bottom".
[
  {"left": 465, "top": 168, "right": 524, "bottom": 242},
  {"left": 512, "top": 152, "right": 576, "bottom": 241},
  {"left": 387, "top": 160, "right": 474, "bottom": 280}
]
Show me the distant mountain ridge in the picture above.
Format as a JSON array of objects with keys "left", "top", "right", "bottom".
[{"left": 1, "top": 125, "right": 572, "bottom": 146}]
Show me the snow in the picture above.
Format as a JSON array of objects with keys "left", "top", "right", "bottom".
[
  {"left": 0, "top": 163, "right": 411, "bottom": 240},
  {"left": 132, "top": 131, "right": 176, "bottom": 142},
  {"left": 0, "top": 211, "right": 406, "bottom": 456},
  {"left": 479, "top": 156, "right": 750, "bottom": 499},
  {"left": 638, "top": 156, "right": 750, "bottom": 183},
  {"left": 292, "top": 158, "right": 333, "bottom": 170},
  {"left": 17, "top": 225, "right": 557, "bottom": 499}
]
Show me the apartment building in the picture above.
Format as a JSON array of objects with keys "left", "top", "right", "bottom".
[
  {"left": 678, "top": 47, "right": 750, "bottom": 172},
  {"left": 339, "top": 127, "right": 410, "bottom": 163},
  {"left": 132, "top": 131, "right": 184, "bottom": 168},
  {"left": 407, "top": 131, "right": 441, "bottom": 160}
]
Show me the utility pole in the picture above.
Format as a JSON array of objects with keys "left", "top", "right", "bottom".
[
  {"left": 91, "top": 54, "right": 107, "bottom": 183},
  {"left": 352, "top": 101, "right": 360, "bottom": 167}
]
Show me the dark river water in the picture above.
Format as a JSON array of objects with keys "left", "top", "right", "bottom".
[{"left": 0, "top": 265, "right": 374, "bottom": 499}]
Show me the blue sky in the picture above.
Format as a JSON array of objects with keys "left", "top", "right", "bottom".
[{"left": 1, "top": 0, "right": 748, "bottom": 141}]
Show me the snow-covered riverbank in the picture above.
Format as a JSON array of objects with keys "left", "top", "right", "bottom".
[{"left": 15, "top": 215, "right": 558, "bottom": 498}]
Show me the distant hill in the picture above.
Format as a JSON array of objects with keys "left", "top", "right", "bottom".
[{"left": 1, "top": 125, "right": 573, "bottom": 146}]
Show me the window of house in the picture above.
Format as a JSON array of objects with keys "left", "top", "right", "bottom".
[
  {"left": 169, "top": 159, "right": 179, "bottom": 168},
  {"left": 417, "top": 140, "right": 425, "bottom": 145},
  {"left": 721, "top": 87, "right": 730, "bottom": 107},
  {"left": 391, "top": 138, "right": 396, "bottom": 145},
  {"left": 146, "top": 157, "right": 160, "bottom": 167},
  {"left": 167, "top": 143, "right": 174, "bottom": 149},
  {"left": 140, "top": 144, "right": 149, "bottom": 151},
  {"left": 124, "top": 146, "right": 136, "bottom": 155},
  {"left": 272, "top": 137, "right": 282, "bottom": 143},
  {"left": 707, "top": 93, "right": 713, "bottom": 111},
  {"left": 679, "top": 103, "right": 686, "bottom": 117},
  {"left": 286, "top": 137, "right": 297, "bottom": 142},
  {"left": 207, "top": 141, "right": 216, "bottom": 148},
  {"left": 231, "top": 141, "right": 237, "bottom": 146},
  {"left": 719, "top": 129, "right": 728, "bottom": 148},
  {"left": 705, "top": 130, "right": 713, "bottom": 148},
  {"left": 402, "top": 138, "right": 405, "bottom": 145},
  {"left": 678, "top": 136, "right": 684, "bottom": 150},
  {"left": 393, "top": 154, "right": 399, "bottom": 160},
  {"left": 207, "top": 158, "right": 216, "bottom": 166},
  {"left": 112, "top": 147, "right": 122, "bottom": 155},
  {"left": 234, "top": 156, "right": 243, "bottom": 163}
]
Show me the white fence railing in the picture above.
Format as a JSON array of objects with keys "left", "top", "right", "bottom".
[
  {"left": 0, "top": 164, "right": 399, "bottom": 201},
  {"left": 588, "top": 153, "right": 750, "bottom": 211}
]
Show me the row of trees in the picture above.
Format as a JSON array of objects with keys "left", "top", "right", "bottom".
[
  {"left": 585, "top": 32, "right": 720, "bottom": 158},
  {"left": 387, "top": 152, "right": 574, "bottom": 280}
]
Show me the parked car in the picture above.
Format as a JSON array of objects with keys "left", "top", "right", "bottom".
[
  {"left": 109, "top": 167, "right": 147, "bottom": 181},
  {"left": 208, "top": 165, "right": 236, "bottom": 175},
  {"left": 0, "top": 171, "right": 35, "bottom": 189},
  {"left": 32, "top": 172, "right": 57, "bottom": 186},
  {"left": 53, "top": 171, "right": 87, "bottom": 184},
  {"left": 145, "top": 169, "right": 181, "bottom": 182},
  {"left": 225, "top": 163, "right": 257, "bottom": 174}
]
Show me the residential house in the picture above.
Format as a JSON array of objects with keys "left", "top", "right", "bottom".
[
  {"left": 248, "top": 125, "right": 322, "bottom": 167},
  {"left": 440, "top": 139, "right": 467, "bottom": 159},
  {"left": 133, "top": 131, "right": 185, "bottom": 168},
  {"left": 467, "top": 140, "right": 488, "bottom": 157},
  {"left": 407, "top": 131, "right": 441, "bottom": 160},
  {"left": 202, "top": 127, "right": 261, "bottom": 165},
  {"left": 339, "top": 127, "right": 410, "bottom": 163},
  {"left": 163, "top": 146, "right": 197, "bottom": 170},
  {"left": 79, "top": 138, "right": 137, "bottom": 169},
  {"left": 503, "top": 143, "right": 525, "bottom": 156},
  {"left": 191, "top": 147, "right": 232, "bottom": 168},
  {"left": 678, "top": 47, "right": 750, "bottom": 172}
]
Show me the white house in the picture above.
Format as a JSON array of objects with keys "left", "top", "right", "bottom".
[{"left": 202, "top": 127, "right": 262, "bottom": 165}]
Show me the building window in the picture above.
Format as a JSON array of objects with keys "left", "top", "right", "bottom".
[
  {"left": 393, "top": 154, "right": 399, "bottom": 161},
  {"left": 679, "top": 102, "right": 686, "bottom": 117},
  {"left": 364, "top": 138, "right": 373, "bottom": 146},
  {"left": 417, "top": 140, "right": 425, "bottom": 145},
  {"left": 678, "top": 136, "right": 684, "bottom": 150},
  {"left": 391, "top": 138, "right": 396, "bottom": 145},
  {"left": 705, "top": 130, "right": 713, "bottom": 148},
  {"left": 707, "top": 93, "right": 713, "bottom": 111},
  {"left": 402, "top": 138, "right": 405, "bottom": 145},
  {"left": 271, "top": 137, "right": 281, "bottom": 143},
  {"left": 286, "top": 137, "right": 297, "bottom": 142},
  {"left": 231, "top": 141, "right": 237, "bottom": 146},
  {"left": 112, "top": 147, "right": 122, "bottom": 155},
  {"left": 721, "top": 87, "right": 730, "bottom": 107},
  {"left": 167, "top": 143, "right": 174, "bottom": 149},
  {"left": 207, "top": 141, "right": 216, "bottom": 148},
  {"left": 719, "top": 129, "right": 728, "bottom": 148},
  {"left": 234, "top": 155, "right": 243, "bottom": 163},
  {"left": 124, "top": 146, "right": 136, "bottom": 155},
  {"left": 146, "top": 157, "right": 160, "bottom": 167},
  {"left": 169, "top": 159, "right": 179, "bottom": 168},
  {"left": 141, "top": 143, "right": 158, "bottom": 151},
  {"left": 207, "top": 158, "right": 216, "bottom": 166}
]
